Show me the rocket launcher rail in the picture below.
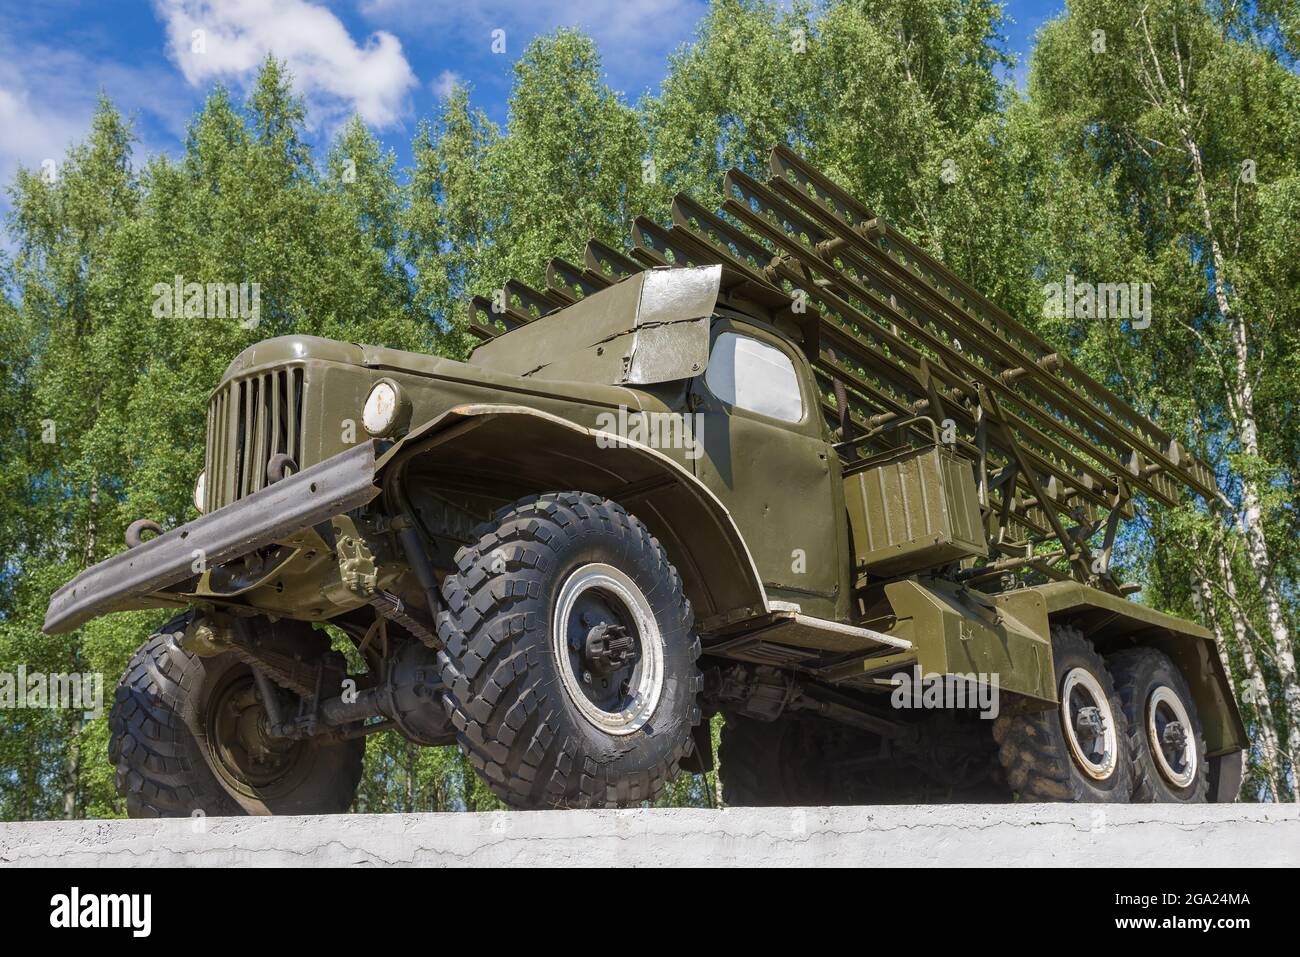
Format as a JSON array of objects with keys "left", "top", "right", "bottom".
[{"left": 469, "top": 146, "right": 1216, "bottom": 590}]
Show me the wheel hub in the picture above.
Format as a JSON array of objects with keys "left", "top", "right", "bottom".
[
  {"left": 584, "top": 622, "right": 639, "bottom": 675},
  {"left": 210, "top": 677, "right": 300, "bottom": 788},
  {"left": 1074, "top": 705, "right": 1106, "bottom": 748},
  {"left": 1059, "top": 667, "right": 1118, "bottom": 781},
  {"left": 1147, "top": 685, "right": 1197, "bottom": 788},
  {"left": 552, "top": 563, "right": 664, "bottom": 735}
]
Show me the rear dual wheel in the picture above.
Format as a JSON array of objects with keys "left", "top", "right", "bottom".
[
  {"left": 996, "top": 625, "right": 1133, "bottom": 802},
  {"left": 1108, "top": 647, "right": 1208, "bottom": 803},
  {"left": 996, "top": 626, "right": 1208, "bottom": 803}
]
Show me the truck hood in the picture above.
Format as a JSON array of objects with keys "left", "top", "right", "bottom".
[{"left": 218, "top": 334, "right": 650, "bottom": 413}]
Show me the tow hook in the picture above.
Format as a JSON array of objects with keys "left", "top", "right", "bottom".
[
  {"left": 266, "top": 453, "right": 298, "bottom": 485},
  {"left": 125, "top": 519, "right": 164, "bottom": 549}
]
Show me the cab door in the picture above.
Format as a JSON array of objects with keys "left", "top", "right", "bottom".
[{"left": 689, "top": 318, "right": 847, "bottom": 621}]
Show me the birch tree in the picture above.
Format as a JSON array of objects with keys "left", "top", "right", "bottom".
[{"left": 1029, "top": 0, "right": 1300, "bottom": 797}]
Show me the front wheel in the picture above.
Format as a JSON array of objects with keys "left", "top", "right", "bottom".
[
  {"left": 437, "top": 492, "right": 702, "bottom": 808},
  {"left": 109, "top": 617, "right": 364, "bottom": 817}
]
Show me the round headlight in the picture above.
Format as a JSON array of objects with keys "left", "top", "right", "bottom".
[
  {"left": 363, "top": 380, "right": 403, "bottom": 436},
  {"left": 193, "top": 470, "right": 206, "bottom": 514}
]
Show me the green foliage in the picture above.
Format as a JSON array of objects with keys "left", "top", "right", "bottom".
[
  {"left": 405, "top": 86, "right": 499, "bottom": 359},
  {"left": 407, "top": 30, "right": 655, "bottom": 355},
  {"left": 0, "top": 61, "right": 427, "bottom": 819},
  {"left": 1024, "top": 0, "right": 1300, "bottom": 796}
]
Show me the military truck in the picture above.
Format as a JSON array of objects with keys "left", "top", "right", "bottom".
[{"left": 45, "top": 147, "right": 1245, "bottom": 815}]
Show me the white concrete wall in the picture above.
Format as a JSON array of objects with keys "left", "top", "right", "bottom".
[{"left": 2, "top": 803, "right": 1296, "bottom": 867}]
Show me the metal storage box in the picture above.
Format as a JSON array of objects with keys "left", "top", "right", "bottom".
[{"left": 845, "top": 444, "right": 987, "bottom": 576}]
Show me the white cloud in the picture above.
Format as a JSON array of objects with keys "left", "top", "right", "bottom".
[
  {"left": 0, "top": 84, "right": 87, "bottom": 185},
  {"left": 0, "top": 78, "right": 82, "bottom": 256},
  {"left": 155, "top": 0, "right": 418, "bottom": 128},
  {"left": 430, "top": 69, "right": 462, "bottom": 99},
  {"left": 0, "top": 36, "right": 190, "bottom": 250}
]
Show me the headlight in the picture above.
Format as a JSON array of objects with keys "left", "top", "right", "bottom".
[
  {"left": 193, "top": 470, "right": 206, "bottom": 513},
  {"left": 363, "top": 380, "right": 406, "bottom": 436}
]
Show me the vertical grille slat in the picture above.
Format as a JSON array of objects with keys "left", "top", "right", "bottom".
[
  {"left": 270, "top": 369, "right": 282, "bottom": 460},
  {"left": 203, "top": 396, "right": 216, "bottom": 512},
  {"left": 210, "top": 391, "right": 221, "bottom": 512},
  {"left": 291, "top": 368, "right": 303, "bottom": 462},
  {"left": 205, "top": 365, "right": 307, "bottom": 512},
  {"left": 253, "top": 373, "right": 269, "bottom": 494},
  {"left": 222, "top": 387, "right": 236, "bottom": 506},
  {"left": 208, "top": 390, "right": 223, "bottom": 514},
  {"left": 240, "top": 378, "right": 251, "bottom": 497},
  {"left": 262, "top": 372, "right": 273, "bottom": 488},
  {"left": 257, "top": 374, "right": 267, "bottom": 491}
]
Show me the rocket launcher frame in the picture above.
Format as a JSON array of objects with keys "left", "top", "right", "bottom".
[{"left": 469, "top": 146, "right": 1216, "bottom": 592}]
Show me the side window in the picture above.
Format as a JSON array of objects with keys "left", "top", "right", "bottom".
[{"left": 704, "top": 332, "right": 804, "bottom": 423}]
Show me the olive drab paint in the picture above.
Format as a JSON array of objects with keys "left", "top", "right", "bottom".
[{"left": 43, "top": 148, "right": 1247, "bottom": 803}]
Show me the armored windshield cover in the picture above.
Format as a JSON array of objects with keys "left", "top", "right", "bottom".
[{"left": 469, "top": 265, "right": 720, "bottom": 385}]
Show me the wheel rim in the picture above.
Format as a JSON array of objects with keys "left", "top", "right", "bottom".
[
  {"left": 1147, "top": 685, "right": 1197, "bottom": 788},
  {"left": 1059, "top": 667, "right": 1118, "bottom": 781},
  {"left": 551, "top": 563, "right": 664, "bottom": 735},
  {"left": 207, "top": 671, "right": 303, "bottom": 794}
]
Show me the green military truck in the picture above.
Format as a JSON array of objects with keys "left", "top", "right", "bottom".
[{"left": 45, "top": 147, "right": 1245, "bottom": 814}]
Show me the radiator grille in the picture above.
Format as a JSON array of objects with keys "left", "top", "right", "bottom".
[{"left": 204, "top": 367, "right": 305, "bottom": 511}]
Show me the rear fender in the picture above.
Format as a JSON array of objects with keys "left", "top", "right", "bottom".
[{"left": 1036, "top": 581, "right": 1248, "bottom": 757}]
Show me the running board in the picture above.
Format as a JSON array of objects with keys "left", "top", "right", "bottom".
[
  {"left": 704, "top": 608, "right": 912, "bottom": 665},
  {"left": 762, "top": 612, "right": 913, "bottom": 653}
]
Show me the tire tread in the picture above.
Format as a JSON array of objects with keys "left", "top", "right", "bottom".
[
  {"left": 437, "top": 491, "right": 700, "bottom": 808},
  {"left": 994, "top": 624, "right": 1133, "bottom": 803}
]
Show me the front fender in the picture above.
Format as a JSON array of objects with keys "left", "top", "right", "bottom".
[{"left": 379, "top": 403, "right": 771, "bottom": 629}]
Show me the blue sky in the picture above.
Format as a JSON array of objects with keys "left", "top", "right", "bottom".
[{"left": 0, "top": 0, "right": 1064, "bottom": 207}]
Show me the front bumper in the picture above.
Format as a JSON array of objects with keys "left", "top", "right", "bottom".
[{"left": 43, "top": 441, "right": 383, "bottom": 635}]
